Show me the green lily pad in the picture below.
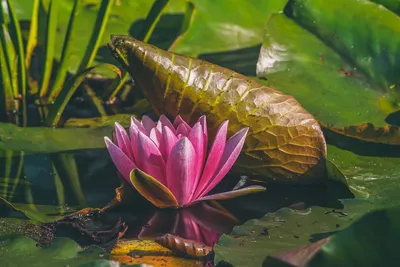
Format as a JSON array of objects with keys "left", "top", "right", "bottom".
[
  {"left": 214, "top": 205, "right": 363, "bottom": 267},
  {"left": 0, "top": 235, "right": 108, "bottom": 267},
  {"left": 256, "top": 13, "right": 390, "bottom": 127},
  {"left": 215, "top": 142, "right": 400, "bottom": 266},
  {"left": 285, "top": 0, "right": 400, "bottom": 90},
  {"left": 263, "top": 205, "right": 400, "bottom": 267}
]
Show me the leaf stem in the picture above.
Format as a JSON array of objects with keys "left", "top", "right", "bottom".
[
  {"left": 39, "top": 0, "right": 59, "bottom": 98},
  {"left": 48, "top": 0, "right": 81, "bottom": 101}
]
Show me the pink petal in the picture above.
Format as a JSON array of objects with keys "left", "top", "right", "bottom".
[
  {"left": 198, "top": 127, "right": 249, "bottom": 198},
  {"left": 192, "top": 121, "right": 229, "bottom": 200},
  {"left": 114, "top": 122, "right": 134, "bottom": 161},
  {"left": 131, "top": 116, "right": 147, "bottom": 135},
  {"left": 137, "top": 132, "right": 166, "bottom": 184},
  {"left": 174, "top": 115, "right": 191, "bottom": 134},
  {"left": 104, "top": 137, "right": 136, "bottom": 182},
  {"left": 198, "top": 115, "right": 208, "bottom": 155},
  {"left": 173, "top": 115, "right": 186, "bottom": 127},
  {"left": 176, "top": 123, "right": 190, "bottom": 137},
  {"left": 149, "top": 128, "right": 161, "bottom": 147},
  {"left": 142, "top": 115, "right": 156, "bottom": 133},
  {"left": 191, "top": 185, "right": 266, "bottom": 205},
  {"left": 159, "top": 126, "right": 178, "bottom": 161},
  {"left": 129, "top": 122, "right": 140, "bottom": 163},
  {"left": 166, "top": 137, "right": 197, "bottom": 205},
  {"left": 187, "top": 121, "right": 206, "bottom": 200},
  {"left": 159, "top": 115, "right": 176, "bottom": 133}
]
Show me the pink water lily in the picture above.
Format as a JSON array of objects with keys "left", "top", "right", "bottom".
[{"left": 104, "top": 115, "right": 265, "bottom": 208}]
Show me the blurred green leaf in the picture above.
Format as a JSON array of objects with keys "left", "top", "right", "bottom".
[
  {"left": 48, "top": 0, "right": 81, "bottom": 100},
  {"left": 0, "top": 147, "right": 120, "bottom": 222},
  {"left": 0, "top": 236, "right": 108, "bottom": 266},
  {"left": 77, "top": 0, "right": 115, "bottom": 72},
  {"left": 46, "top": 63, "right": 121, "bottom": 127},
  {"left": 3, "top": 0, "right": 27, "bottom": 125},
  {"left": 14, "top": 0, "right": 287, "bottom": 74},
  {"left": 172, "top": 0, "right": 288, "bottom": 57},
  {"left": 104, "top": 0, "right": 171, "bottom": 101},
  {"left": 25, "top": 0, "right": 39, "bottom": 69},
  {"left": 0, "top": 39, "right": 17, "bottom": 122},
  {"left": 13, "top": 0, "right": 186, "bottom": 72},
  {"left": 39, "top": 0, "right": 59, "bottom": 98},
  {"left": 0, "top": 123, "right": 111, "bottom": 153},
  {"left": 369, "top": 0, "right": 400, "bottom": 14}
]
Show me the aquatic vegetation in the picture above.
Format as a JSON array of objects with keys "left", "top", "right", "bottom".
[
  {"left": 110, "top": 35, "right": 327, "bottom": 184},
  {"left": 104, "top": 114, "right": 265, "bottom": 208}
]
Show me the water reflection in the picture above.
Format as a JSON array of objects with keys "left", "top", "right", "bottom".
[
  {"left": 0, "top": 147, "right": 120, "bottom": 220},
  {"left": 137, "top": 202, "right": 239, "bottom": 247}
]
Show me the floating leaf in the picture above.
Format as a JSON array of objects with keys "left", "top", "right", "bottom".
[
  {"left": 111, "top": 35, "right": 327, "bottom": 183},
  {"left": 215, "top": 141, "right": 400, "bottom": 266},
  {"left": 0, "top": 236, "right": 108, "bottom": 266},
  {"left": 256, "top": 12, "right": 392, "bottom": 127},
  {"left": 285, "top": 0, "right": 400, "bottom": 90},
  {"left": 263, "top": 205, "right": 400, "bottom": 267},
  {"left": 322, "top": 123, "right": 400, "bottom": 157}
]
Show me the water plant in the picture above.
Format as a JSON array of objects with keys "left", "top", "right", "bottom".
[{"left": 105, "top": 114, "right": 265, "bottom": 208}]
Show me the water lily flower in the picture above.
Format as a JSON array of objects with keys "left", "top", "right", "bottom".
[{"left": 104, "top": 115, "right": 265, "bottom": 208}]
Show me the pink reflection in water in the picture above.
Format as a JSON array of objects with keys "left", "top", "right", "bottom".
[{"left": 139, "top": 202, "right": 239, "bottom": 247}]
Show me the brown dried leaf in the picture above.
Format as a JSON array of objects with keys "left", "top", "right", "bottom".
[{"left": 155, "top": 234, "right": 213, "bottom": 259}]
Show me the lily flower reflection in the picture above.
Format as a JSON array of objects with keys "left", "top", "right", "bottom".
[
  {"left": 104, "top": 115, "right": 265, "bottom": 208},
  {"left": 138, "top": 202, "right": 239, "bottom": 247}
]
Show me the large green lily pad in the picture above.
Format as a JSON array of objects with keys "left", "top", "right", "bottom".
[
  {"left": 0, "top": 235, "right": 108, "bottom": 267},
  {"left": 214, "top": 205, "right": 360, "bottom": 267},
  {"left": 262, "top": 205, "right": 400, "bottom": 267},
  {"left": 256, "top": 12, "right": 391, "bottom": 127},
  {"left": 214, "top": 143, "right": 400, "bottom": 266}
]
